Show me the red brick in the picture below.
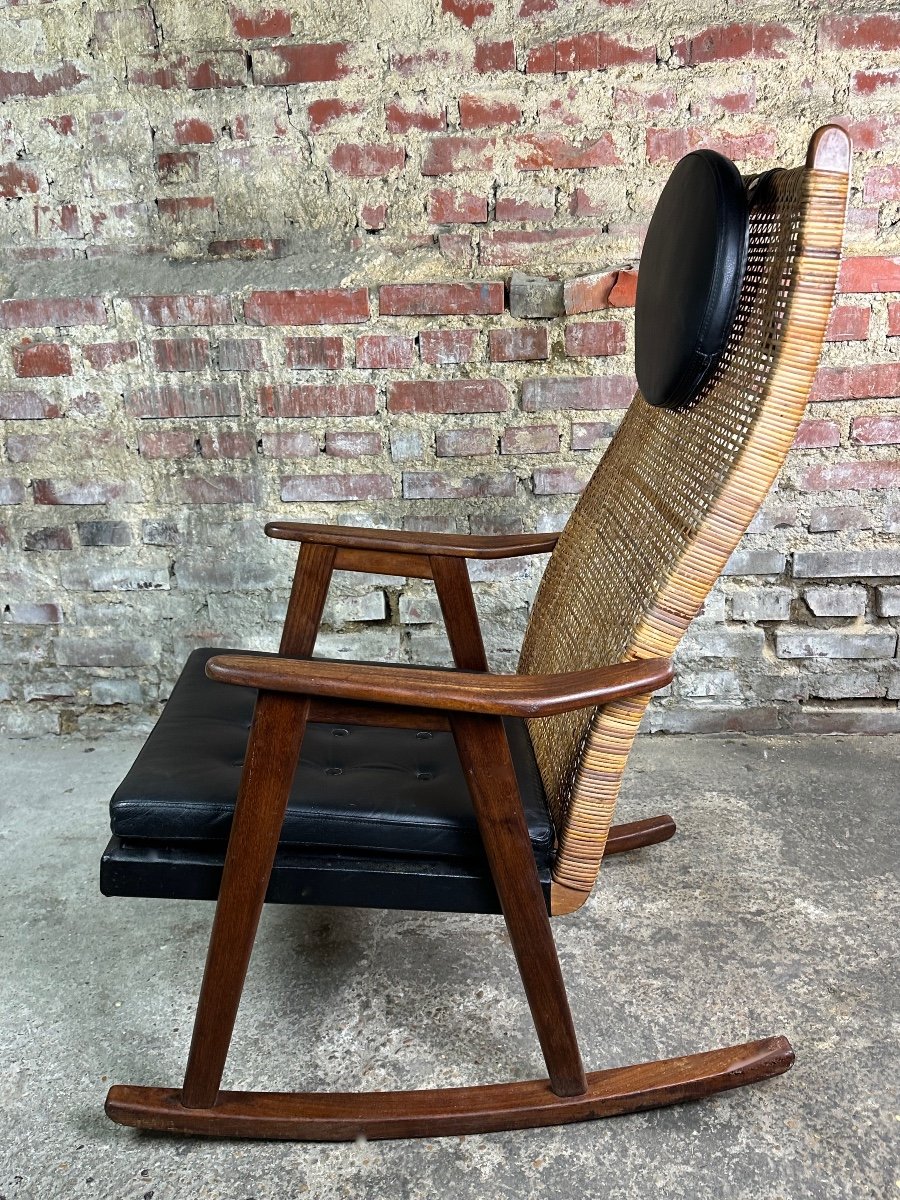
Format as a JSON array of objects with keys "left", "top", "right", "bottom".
[
  {"left": 597, "top": 34, "right": 655, "bottom": 67},
  {"left": 0, "top": 163, "right": 41, "bottom": 198},
  {"left": 563, "top": 270, "right": 618, "bottom": 314},
  {"left": 245, "top": 288, "right": 369, "bottom": 325},
  {"left": 156, "top": 151, "right": 200, "bottom": 184},
  {"left": 852, "top": 67, "right": 900, "bottom": 95},
  {"left": 230, "top": 7, "right": 291, "bottom": 38},
  {"left": 33, "top": 480, "right": 133, "bottom": 505},
  {"left": 889, "top": 303, "right": 900, "bottom": 338},
  {"left": 281, "top": 474, "right": 392, "bottom": 502},
  {"left": 307, "top": 98, "right": 365, "bottom": 132},
  {"left": 259, "top": 383, "right": 377, "bottom": 417},
  {"left": 403, "top": 471, "right": 515, "bottom": 499},
  {"left": 130, "top": 295, "right": 233, "bottom": 326},
  {"left": 571, "top": 420, "right": 615, "bottom": 449},
  {"left": 474, "top": 40, "right": 516, "bottom": 72},
  {"left": 422, "top": 136, "right": 494, "bottom": 176},
  {"left": 608, "top": 270, "right": 638, "bottom": 307},
  {"left": 864, "top": 166, "right": 900, "bottom": 204},
  {"left": 217, "top": 338, "right": 264, "bottom": 371},
  {"left": 812, "top": 364, "right": 900, "bottom": 402},
  {"left": 157, "top": 196, "right": 216, "bottom": 221},
  {"left": 519, "top": 0, "right": 555, "bottom": 14},
  {"left": 325, "top": 431, "right": 382, "bottom": 457},
  {"left": 459, "top": 95, "right": 521, "bottom": 129},
  {"left": 442, "top": 0, "right": 493, "bottom": 27},
  {"left": 180, "top": 476, "right": 260, "bottom": 504},
  {"left": 496, "top": 192, "right": 555, "bottom": 221},
  {"left": 525, "top": 43, "right": 556, "bottom": 73},
  {"left": 613, "top": 87, "right": 677, "bottom": 118},
  {"left": 388, "top": 379, "right": 508, "bottom": 414},
  {"left": 185, "top": 51, "right": 247, "bottom": 89},
  {"left": 851, "top": 415, "right": 900, "bottom": 446},
  {"left": 199, "top": 431, "right": 256, "bottom": 458},
  {"left": 835, "top": 115, "right": 893, "bottom": 152},
  {"left": 501, "top": 425, "right": 558, "bottom": 454},
  {"left": 819, "top": 14, "right": 900, "bottom": 51},
  {"left": 419, "top": 328, "right": 479, "bottom": 365},
  {"left": 0, "top": 391, "right": 62, "bottom": 420},
  {"left": 127, "top": 383, "right": 241, "bottom": 418},
  {"left": 83, "top": 341, "right": 140, "bottom": 369},
  {"left": 23, "top": 526, "right": 73, "bottom": 549},
  {"left": 0, "top": 478, "right": 26, "bottom": 504},
  {"left": 840, "top": 257, "right": 900, "bottom": 294},
  {"left": 356, "top": 334, "right": 416, "bottom": 369},
  {"left": 564, "top": 321, "right": 626, "bottom": 357},
  {"left": 360, "top": 203, "right": 387, "bottom": 231},
  {"left": 480, "top": 228, "right": 596, "bottom": 267},
  {"left": 380, "top": 281, "right": 503, "bottom": 316},
  {"left": 513, "top": 133, "right": 619, "bottom": 170},
  {"left": 385, "top": 101, "right": 446, "bottom": 133},
  {"left": 253, "top": 43, "right": 351, "bottom": 85},
  {"left": 12, "top": 343, "right": 72, "bottom": 378},
  {"left": 260, "top": 431, "right": 319, "bottom": 458},
  {"left": 152, "top": 338, "right": 211, "bottom": 372},
  {"left": 826, "top": 306, "right": 870, "bottom": 343},
  {"left": 533, "top": 466, "right": 586, "bottom": 494},
  {"left": 429, "top": 189, "right": 488, "bottom": 223},
  {"left": 522, "top": 375, "right": 635, "bottom": 410},
  {"left": 435, "top": 427, "right": 496, "bottom": 456},
  {"left": 682, "top": 22, "right": 796, "bottom": 63},
  {"left": 438, "top": 233, "right": 473, "bottom": 263},
  {"left": 138, "top": 429, "right": 195, "bottom": 459},
  {"left": 646, "top": 127, "right": 776, "bottom": 164},
  {"left": 285, "top": 335, "right": 345, "bottom": 369},
  {"left": 128, "top": 54, "right": 183, "bottom": 89},
  {"left": 391, "top": 48, "right": 459, "bottom": 76},
  {"left": 0, "top": 63, "right": 88, "bottom": 103},
  {"left": 0, "top": 297, "right": 106, "bottom": 329},
  {"left": 802, "top": 461, "right": 900, "bottom": 491},
  {"left": 489, "top": 326, "right": 549, "bottom": 362},
  {"left": 793, "top": 418, "right": 841, "bottom": 449},
  {"left": 329, "top": 143, "right": 406, "bottom": 177},
  {"left": 174, "top": 118, "right": 215, "bottom": 145},
  {"left": 691, "top": 84, "right": 757, "bottom": 118}
]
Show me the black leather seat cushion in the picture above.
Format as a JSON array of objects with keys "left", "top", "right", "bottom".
[
  {"left": 110, "top": 648, "right": 555, "bottom": 867},
  {"left": 635, "top": 148, "right": 749, "bottom": 410}
]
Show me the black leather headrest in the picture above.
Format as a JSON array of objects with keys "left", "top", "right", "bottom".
[{"left": 635, "top": 149, "right": 749, "bottom": 410}]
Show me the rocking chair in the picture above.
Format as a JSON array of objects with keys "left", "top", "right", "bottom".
[{"left": 101, "top": 125, "right": 850, "bottom": 1139}]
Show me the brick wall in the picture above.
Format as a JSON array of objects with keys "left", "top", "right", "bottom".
[{"left": 0, "top": 1, "right": 898, "bottom": 736}]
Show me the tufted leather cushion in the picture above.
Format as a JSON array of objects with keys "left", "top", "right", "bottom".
[
  {"left": 635, "top": 149, "right": 749, "bottom": 410},
  {"left": 110, "top": 648, "right": 555, "bottom": 867}
]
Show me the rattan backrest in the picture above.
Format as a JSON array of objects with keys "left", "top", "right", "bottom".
[{"left": 518, "top": 129, "right": 850, "bottom": 909}]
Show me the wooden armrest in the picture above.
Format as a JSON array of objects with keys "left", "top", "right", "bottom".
[
  {"left": 265, "top": 521, "right": 560, "bottom": 560},
  {"left": 205, "top": 654, "right": 674, "bottom": 718}
]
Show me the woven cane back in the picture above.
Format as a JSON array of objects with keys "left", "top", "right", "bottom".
[{"left": 518, "top": 134, "right": 849, "bottom": 910}]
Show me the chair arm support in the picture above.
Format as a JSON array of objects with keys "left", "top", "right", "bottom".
[
  {"left": 205, "top": 654, "right": 674, "bottom": 719},
  {"left": 265, "top": 521, "right": 560, "bottom": 560}
]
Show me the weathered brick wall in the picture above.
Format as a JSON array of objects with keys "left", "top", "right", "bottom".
[{"left": 1, "top": 2, "right": 898, "bottom": 736}]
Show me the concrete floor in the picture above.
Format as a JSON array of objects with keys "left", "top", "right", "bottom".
[{"left": 0, "top": 733, "right": 896, "bottom": 1200}]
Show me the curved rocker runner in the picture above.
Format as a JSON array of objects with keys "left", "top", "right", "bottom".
[{"left": 100, "top": 126, "right": 850, "bottom": 1141}]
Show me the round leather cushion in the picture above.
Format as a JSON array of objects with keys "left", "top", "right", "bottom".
[{"left": 635, "top": 149, "right": 749, "bottom": 410}]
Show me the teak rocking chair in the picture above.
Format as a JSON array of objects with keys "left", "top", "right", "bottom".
[{"left": 101, "top": 125, "right": 850, "bottom": 1140}]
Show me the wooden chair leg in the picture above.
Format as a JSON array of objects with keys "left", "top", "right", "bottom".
[
  {"left": 180, "top": 691, "right": 310, "bottom": 1108},
  {"left": 430, "top": 554, "right": 489, "bottom": 671},
  {"left": 450, "top": 712, "right": 587, "bottom": 1097}
]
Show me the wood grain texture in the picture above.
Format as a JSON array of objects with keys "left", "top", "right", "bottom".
[
  {"left": 451, "top": 712, "right": 586, "bottom": 1096},
  {"left": 106, "top": 1036, "right": 794, "bottom": 1140},
  {"left": 279, "top": 542, "right": 336, "bottom": 658},
  {"left": 430, "top": 555, "right": 489, "bottom": 671},
  {"left": 180, "top": 691, "right": 310, "bottom": 1108},
  {"left": 205, "top": 653, "right": 675, "bottom": 718},
  {"left": 266, "top": 521, "right": 560, "bottom": 560}
]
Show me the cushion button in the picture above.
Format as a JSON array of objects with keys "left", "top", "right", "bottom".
[
  {"left": 415, "top": 731, "right": 432, "bottom": 740},
  {"left": 325, "top": 766, "right": 343, "bottom": 776},
  {"left": 332, "top": 727, "right": 350, "bottom": 737},
  {"left": 416, "top": 771, "right": 433, "bottom": 781}
]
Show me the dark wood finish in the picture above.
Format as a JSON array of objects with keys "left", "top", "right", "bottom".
[
  {"left": 180, "top": 691, "right": 310, "bottom": 1108},
  {"left": 451, "top": 712, "right": 586, "bottom": 1097},
  {"left": 333, "top": 546, "right": 434, "bottom": 578},
  {"left": 205, "top": 653, "right": 676, "bottom": 718},
  {"left": 279, "top": 542, "right": 336, "bottom": 657},
  {"left": 604, "top": 814, "right": 677, "bottom": 856},
  {"left": 267, "top": 521, "right": 560, "bottom": 560},
  {"left": 106, "top": 1036, "right": 794, "bottom": 1140},
  {"left": 307, "top": 697, "right": 451, "bottom": 731},
  {"left": 430, "top": 555, "right": 489, "bottom": 671}
]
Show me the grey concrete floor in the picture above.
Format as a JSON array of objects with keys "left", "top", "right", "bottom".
[{"left": 0, "top": 733, "right": 897, "bottom": 1200}]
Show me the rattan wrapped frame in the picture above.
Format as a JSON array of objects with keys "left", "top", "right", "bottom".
[{"left": 517, "top": 127, "right": 851, "bottom": 916}]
